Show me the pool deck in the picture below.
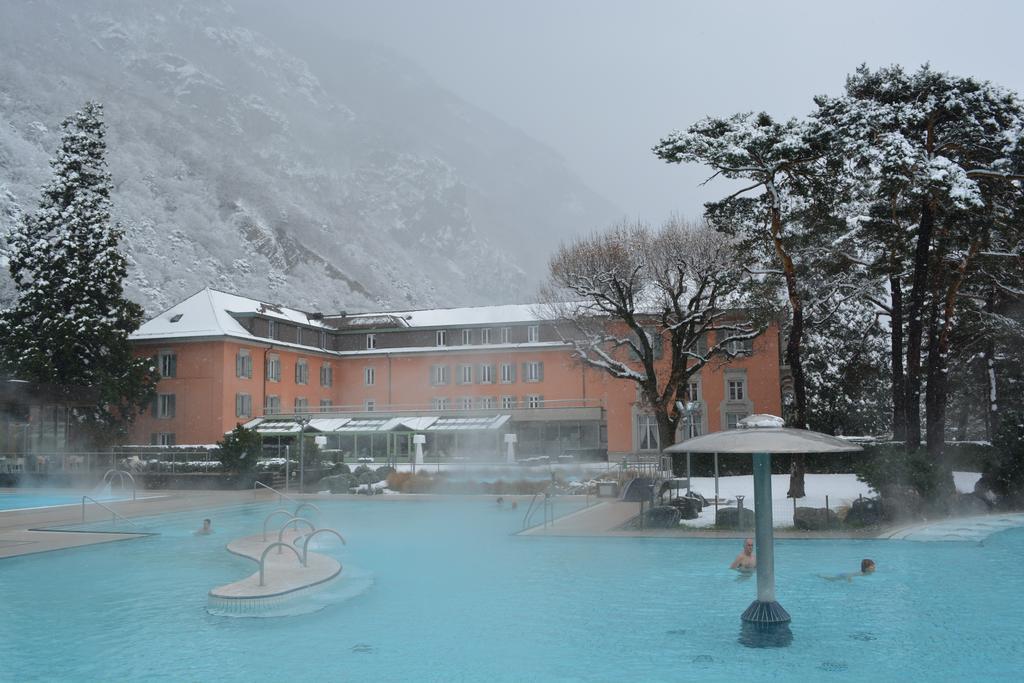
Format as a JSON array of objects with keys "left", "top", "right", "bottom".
[
  {"left": 0, "top": 488, "right": 275, "bottom": 559},
  {"left": 519, "top": 500, "right": 889, "bottom": 539}
]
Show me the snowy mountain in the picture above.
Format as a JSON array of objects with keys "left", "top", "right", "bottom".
[{"left": 0, "top": 0, "right": 617, "bottom": 314}]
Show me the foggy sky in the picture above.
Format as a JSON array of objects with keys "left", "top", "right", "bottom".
[{"left": 271, "top": 0, "right": 1023, "bottom": 225}]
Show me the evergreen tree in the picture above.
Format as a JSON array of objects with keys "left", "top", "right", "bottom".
[{"left": 0, "top": 101, "right": 155, "bottom": 440}]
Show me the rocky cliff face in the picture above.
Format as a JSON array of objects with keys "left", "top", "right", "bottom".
[{"left": 0, "top": 0, "right": 617, "bottom": 314}]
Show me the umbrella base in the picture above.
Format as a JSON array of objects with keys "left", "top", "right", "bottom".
[{"left": 741, "top": 600, "right": 791, "bottom": 624}]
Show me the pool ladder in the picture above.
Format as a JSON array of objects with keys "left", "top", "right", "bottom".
[
  {"left": 522, "top": 492, "right": 555, "bottom": 530},
  {"left": 81, "top": 496, "right": 141, "bottom": 529}
]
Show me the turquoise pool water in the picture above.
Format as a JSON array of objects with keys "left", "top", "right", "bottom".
[
  {"left": 1, "top": 499, "right": 1022, "bottom": 682},
  {"left": 0, "top": 490, "right": 126, "bottom": 511}
]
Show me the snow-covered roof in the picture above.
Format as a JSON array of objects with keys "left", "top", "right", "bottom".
[
  {"left": 130, "top": 287, "right": 328, "bottom": 343},
  {"left": 341, "top": 303, "right": 544, "bottom": 329}
]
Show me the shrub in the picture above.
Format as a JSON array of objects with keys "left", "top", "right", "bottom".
[
  {"left": 979, "top": 413, "right": 1024, "bottom": 505},
  {"left": 353, "top": 465, "right": 371, "bottom": 476},
  {"left": 216, "top": 424, "right": 262, "bottom": 473},
  {"left": 375, "top": 465, "right": 396, "bottom": 479},
  {"left": 853, "top": 444, "right": 950, "bottom": 502},
  {"left": 333, "top": 463, "right": 351, "bottom": 475}
]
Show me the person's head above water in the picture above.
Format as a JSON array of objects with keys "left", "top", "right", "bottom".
[
  {"left": 861, "top": 558, "right": 876, "bottom": 573},
  {"left": 743, "top": 538, "right": 754, "bottom": 555}
]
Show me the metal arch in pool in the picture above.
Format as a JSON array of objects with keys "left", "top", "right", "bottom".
[
  {"left": 277, "top": 516, "right": 317, "bottom": 552},
  {"left": 262, "top": 508, "right": 295, "bottom": 541},
  {"left": 294, "top": 502, "right": 321, "bottom": 518},
  {"left": 258, "top": 542, "right": 304, "bottom": 586},
  {"left": 301, "top": 528, "right": 346, "bottom": 567}
]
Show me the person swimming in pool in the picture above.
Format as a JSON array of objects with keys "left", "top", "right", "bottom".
[
  {"left": 194, "top": 518, "right": 213, "bottom": 535},
  {"left": 730, "top": 538, "right": 756, "bottom": 572},
  {"left": 820, "top": 558, "right": 876, "bottom": 582}
]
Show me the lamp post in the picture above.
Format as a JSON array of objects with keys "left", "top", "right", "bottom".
[{"left": 297, "top": 416, "right": 310, "bottom": 492}]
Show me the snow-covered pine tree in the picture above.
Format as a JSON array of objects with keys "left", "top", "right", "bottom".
[{"left": 0, "top": 101, "right": 155, "bottom": 441}]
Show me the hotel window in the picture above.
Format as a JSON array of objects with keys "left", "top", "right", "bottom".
[
  {"left": 320, "top": 363, "right": 333, "bottom": 387},
  {"left": 527, "top": 325, "right": 539, "bottom": 343},
  {"left": 150, "top": 432, "right": 176, "bottom": 446},
  {"left": 457, "top": 396, "right": 474, "bottom": 411},
  {"left": 524, "top": 361, "right": 543, "bottom": 382},
  {"left": 295, "top": 359, "right": 309, "bottom": 385},
  {"left": 479, "top": 364, "right": 495, "bottom": 384},
  {"left": 728, "top": 378, "right": 746, "bottom": 401},
  {"left": 480, "top": 328, "right": 492, "bottom": 344},
  {"left": 500, "top": 327, "right": 511, "bottom": 344},
  {"left": 364, "top": 367, "right": 376, "bottom": 386},
  {"left": 685, "top": 380, "right": 701, "bottom": 402},
  {"left": 636, "top": 414, "right": 659, "bottom": 451},
  {"left": 501, "top": 395, "right": 517, "bottom": 409},
  {"left": 477, "top": 396, "right": 496, "bottom": 410},
  {"left": 526, "top": 394, "right": 544, "bottom": 409},
  {"left": 235, "top": 393, "right": 252, "bottom": 418},
  {"left": 236, "top": 349, "right": 253, "bottom": 378},
  {"left": 500, "top": 363, "right": 516, "bottom": 384},
  {"left": 684, "top": 411, "right": 703, "bottom": 438},
  {"left": 155, "top": 393, "right": 176, "bottom": 419},
  {"left": 461, "top": 329, "right": 472, "bottom": 345},
  {"left": 366, "top": 334, "right": 377, "bottom": 349},
  {"left": 364, "top": 400, "right": 376, "bottom": 412},
  {"left": 319, "top": 330, "right": 327, "bottom": 349},
  {"left": 436, "top": 329, "right": 447, "bottom": 346},
  {"left": 267, "top": 319, "right": 277, "bottom": 340},
  {"left": 265, "top": 395, "right": 280, "bottom": 415},
  {"left": 726, "top": 336, "right": 753, "bottom": 355},
  {"left": 430, "top": 365, "right": 450, "bottom": 386},
  {"left": 158, "top": 350, "right": 177, "bottom": 378},
  {"left": 294, "top": 397, "right": 308, "bottom": 413},
  {"left": 319, "top": 399, "right": 333, "bottom": 412},
  {"left": 431, "top": 397, "right": 450, "bottom": 411},
  {"left": 726, "top": 412, "right": 748, "bottom": 430},
  {"left": 457, "top": 364, "right": 474, "bottom": 385},
  {"left": 266, "top": 354, "right": 281, "bottom": 382}
]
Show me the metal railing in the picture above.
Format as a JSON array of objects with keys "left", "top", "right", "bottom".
[
  {"left": 258, "top": 543, "right": 303, "bottom": 586},
  {"left": 102, "top": 469, "right": 137, "bottom": 501},
  {"left": 81, "top": 496, "right": 140, "bottom": 529},
  {"left": 522, "top": 492, "right": 555, "bottom": 530},
  {"left": 254, "top": 481, "right": 300, "bottom": 506},
  {"left": 300, "top": 528, "right": 346, "bottom": 567},
  {"left": 276, "top": 517, "right": 317, "bottom": 552}
]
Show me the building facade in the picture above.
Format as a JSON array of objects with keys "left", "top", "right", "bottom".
[{"left": 128, "top": 288, "right": 782, "bottom": 461}]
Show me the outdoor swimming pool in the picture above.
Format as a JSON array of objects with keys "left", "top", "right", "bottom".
[
  {"left": 1, "top": 499, "right": 1022, "bottom": 681},
  {"left": 0, "top": 489, "right": 127, "bottom": 512}
]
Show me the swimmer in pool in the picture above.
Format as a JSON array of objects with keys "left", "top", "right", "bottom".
[
  {"left": 730, "top": 538, "right": 756, "bottom": 572},
  {"left": 194, "top": 518, "right": 213, "bottom": 535},
  {"left": 820, "top": 558, "right": 876, "bottom": 582}
]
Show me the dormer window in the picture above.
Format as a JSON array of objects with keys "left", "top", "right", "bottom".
[
  {"left": 169, "top": 314, "right": 183, "bottom": 323},
  {"left": 267, "top": 319, "right": 277, "bottom": 339}
]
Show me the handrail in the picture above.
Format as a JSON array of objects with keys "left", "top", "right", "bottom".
[
  {"left": 522, "top": 492, "right": 542, "bottom": 529},
  {"left": 262, "top": 508, "right": 295, "bottom": 541},
  {"left": 258, "top": 542, "right": 303, "bottom": 586},
  {"left": 294, "top": 502, "right": 321, "bottom": 518},
  {"left": 102, "top": 469, "right": 137, "bottom": 501},
  {"left": 277, "top": 516, "right": 316, "bottom": 552},
  {"left": 254, "top": 480, "right": 300, "bottom": 506},
  {"left": 301, "top": 528, "right": 346, "bottom": 567},
  {"left": 81, "top": 496, "right": 141, "bottom": 529}
]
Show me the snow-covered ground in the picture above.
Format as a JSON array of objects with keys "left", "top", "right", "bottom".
[{"left": 677, "top": 471, "right": 982, "bottom": 528}]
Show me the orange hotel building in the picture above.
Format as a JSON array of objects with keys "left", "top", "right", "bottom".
[{"left": 127, "top": 288, "right": 782, "bottom": 462}]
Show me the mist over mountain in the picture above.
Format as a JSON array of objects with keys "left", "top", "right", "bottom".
[{"left": 0, "top": 0, "right": 618, "bottom": 314}]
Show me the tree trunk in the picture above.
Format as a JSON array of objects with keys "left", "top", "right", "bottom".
[
  {"left": 984, "top": 287, "right": 999, "bottom": 441},
  {"left": 904, "top": 198, "right": 935, "bottom": 450},
  {"left": 767, "top": 203, "right": 807, "bottom": 499},
  {"left": 890, "top": 270, "right": 907, "bottom": 441}
]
